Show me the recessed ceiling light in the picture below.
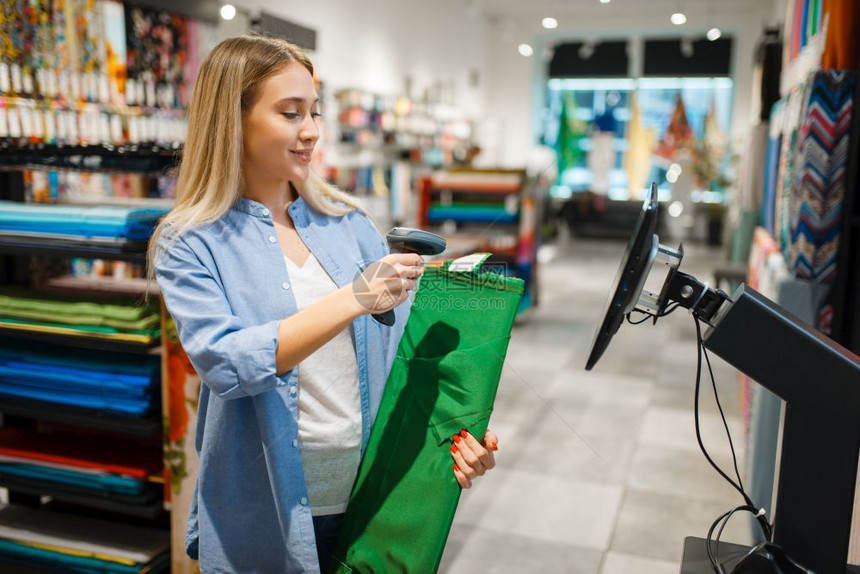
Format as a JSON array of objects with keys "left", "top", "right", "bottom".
[
  {"left": 707, "top": 27, "right": 722, "bottom": 41},
  {"left": 671, "top": 12, "right": 687, "bottom": 25},
  {"left": 518, "top": 43, "right": 534, "bottom": 57},
  {"left": 220, "top": 3, "right": 236, "bottom": 20},
  {"left": 600, "top": 0, "right": 611, "bottom": 4},
  {"left": 542, "top": 17, "right": 559, "bottom": 29}
]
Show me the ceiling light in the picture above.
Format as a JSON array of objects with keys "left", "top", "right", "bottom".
[
  {"left": 668, "top": 200, "right": 684, "bottom": 216},
  {"left": 542, "top": 17, "right": 558, "bottom": 29},
  {"left": 518, "top": 43, "right": 534, "bottom": 57},
  {"left": 600, "top": 0, "right": 611, "bottom": 4},
  {"left": 220, "top": 3, "right": 236, "bottom": 20},
  {"left": 671, "top": 12, "right": 687, "bottom": 25},
  {"left": 707, "top": 27, "right": 722, "bottom": 41}
]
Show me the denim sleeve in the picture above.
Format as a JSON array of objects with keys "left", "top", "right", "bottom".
[{"left": 155, "top": 234, "right": 290, "bottom": 400}]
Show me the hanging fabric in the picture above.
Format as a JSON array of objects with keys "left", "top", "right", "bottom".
[
  {"left": 624, "top": 92, "right": 656, "bottom": 195},
  {"left": 787, "top": 70, "right": 855, "bottom": 282},
  {"left": 821, "top": 0, "right": 860, "bottom": 70}
]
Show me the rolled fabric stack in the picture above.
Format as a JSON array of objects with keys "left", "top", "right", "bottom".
[
  {"left": 0, "top": 426, "right": 162, "bottom": 501},
  {"left": 0, "top": 504, "right": 170, "bottom": 573},
  {"left": 0, "top": 288, "right": 161, "bottom": 348},
  {"left": 427, "top": 204, "right": 518, "bottom": 224},
  {"left": 0, "top": 339, "right": 161, "bottom": 415},
  {"left": 0, "top": 201, "right": 170, "bottom": 242}
]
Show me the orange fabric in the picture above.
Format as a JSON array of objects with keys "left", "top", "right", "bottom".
[{"left": 822, "top": 0, "right": 860, "bottom": 69}]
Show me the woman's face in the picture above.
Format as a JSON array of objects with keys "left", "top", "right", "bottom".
[{"left": 242, "top": 63, "right": 320, "bottom": 184}]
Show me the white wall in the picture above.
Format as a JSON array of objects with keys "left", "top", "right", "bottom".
[
  {"left": 227, "top": 0, "right": 488, "bottom": 119},
  {"left": 483, "top": 3, "right": 782, "bottom": 168}
]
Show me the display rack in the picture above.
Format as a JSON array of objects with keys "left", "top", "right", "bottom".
[
  {"left": 417, "top": 168, "right": 541, "bottom": 313},
  {"left": 0, "top": 160, "right": 176, "bottom": 571},
  {"left": 324, "top": 88, "right": 474, "bottom": 229}
]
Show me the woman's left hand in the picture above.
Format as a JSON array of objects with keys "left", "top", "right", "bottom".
[{"left": 450, "top": 429, "right": 498, "bottom": 489}]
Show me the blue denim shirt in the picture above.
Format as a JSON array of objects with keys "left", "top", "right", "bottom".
[{"left": 155, "top": 196, "right": 409, "bottom": 573}]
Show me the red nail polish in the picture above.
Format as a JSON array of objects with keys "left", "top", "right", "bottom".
[
  {"left": 450, "top": 444, "right": 458, "bottom": 454},
  {"left": 460, "top": 429, "right": 469, "bottom": 439},
  {"left": 453, "top": 464, "right": 460, "bottom": 472},
  {"left": 453, "top": 434, "right": 461, "bottom": 444},
  {"left": 489, "top": 442, "right": 498, "bottom": 451}
]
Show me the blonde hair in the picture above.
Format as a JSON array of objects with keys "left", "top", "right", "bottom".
[{"left": 146, "top": 35, "right": 365, "bottom": 285}]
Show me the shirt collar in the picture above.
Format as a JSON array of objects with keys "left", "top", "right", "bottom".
[{"left": 231, "top": 195, "right": 306, "bottom": 219}]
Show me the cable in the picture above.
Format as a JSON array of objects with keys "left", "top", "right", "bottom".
[
  {"left": 693, "top": 317, "right": 748, "bottom": 499},
  {"left": 625, "top": 301, "right": 683, "bottom": 326},
  {"left": 705, "top": 504, "right": 763, "bottom": 573},
  {"left": 626, "top": 310, "right": 654, "bottom": 325},
  {"left": 703, "top": 336, "right": 746, "bottom": 498},
  {"left": 628, "top": 292, "right": 774, "bottom": 571},
  {"left": 694, "top": 315, "right": 773, "bottom": 573}
]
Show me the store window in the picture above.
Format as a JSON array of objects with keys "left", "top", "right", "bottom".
[{"left": 544, "top": 38, "right": 734, "bottom": 204}]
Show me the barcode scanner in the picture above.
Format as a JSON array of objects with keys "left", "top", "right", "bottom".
[{"left": 372, "top": 228, "right": 447, "bottom": 327}]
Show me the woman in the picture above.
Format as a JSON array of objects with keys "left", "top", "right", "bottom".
[{"left": 149, "top": 35, "right": 498, "bottom": 573}]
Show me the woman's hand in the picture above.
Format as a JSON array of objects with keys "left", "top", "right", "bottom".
[
  {"left": 450, "top": 429, "right": 499, "bottom": 489},
  {"left": 351, "top": 253, "right": 424, "bottom": 315}
]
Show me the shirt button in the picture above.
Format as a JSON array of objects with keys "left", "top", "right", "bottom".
[
  {"left": 289, "top": 385, "right": 297, "bottom": 395},
  {"left": 292, "top": 439, "right": 298, "bottom": 447},
  {"left": 268, "top": 235, "right": 277, "bottom": 244},
  {"left": 300, "top": 497, "right": 308, "bottom": 505},
  {"left": 261, "top": 208, "right": 270, "bottom": 216},
  {"left": 282, "top": 282, "right": 290, "bottom": 290}
]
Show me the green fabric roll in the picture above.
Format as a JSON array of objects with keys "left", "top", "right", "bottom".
[
  {"left": 0, "top": 289, "right": 159, "bottom": 332},
  {"left": 331, "top": 263, "right": 523, "bottom": 573}
]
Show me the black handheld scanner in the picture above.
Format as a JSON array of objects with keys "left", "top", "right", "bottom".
[{"left": 373, "top": 228, "right": 447, "bottom": 327}]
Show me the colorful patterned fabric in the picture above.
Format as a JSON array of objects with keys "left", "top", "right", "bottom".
[
  {"left": 762, "top": 101, "right": 784, "bottom": 236},
  {"left": 774, "top": 87, "right": 805, "bottom": 254},
  {"left": 787, "top": 71, "right": 855, "bottom": 281}
]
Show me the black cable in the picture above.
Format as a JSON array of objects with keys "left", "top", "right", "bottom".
[
  {"left": 716, "top": 505, "right": 756, "bottom": 567},
  {"left": 706, "top": 508, "right": 734, "bottom": 573},
  {"left": 626, "top": 310, "right": 653, "bottom": 325},
  {"left": 694, "top": 315, "right": 773, "bottom": 574},
  {"left": 627, "top": 294, "right": 774, "bottom": 571},
  {"left": 661, "top": 301, "right": 682, "bottom": 317},
  {"left": 693, "top": 316, "right": 749, "bottom": 501},
  {"left": 626, "top": 301, "right": 683, "bottom": 327},
  {"left": 706, "top": 504, "right": 762, "bottom": 573},
  {"left": 702, "top": 336, "right": 747, "bottom": 498}
]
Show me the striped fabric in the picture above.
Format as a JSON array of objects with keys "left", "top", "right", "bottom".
[
  {"left": 787, "top": 70, "right": 855, "bottom": 282},
  {"left": 761, "top": 101, "right": 784, "bottom": 236},
  {"left": 774, "top": 88, "right": 803, "bottom": 255}
]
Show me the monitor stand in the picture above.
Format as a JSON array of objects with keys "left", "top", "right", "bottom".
[{"left": 659, "top": 275, "right": 860, "bottom": 573}]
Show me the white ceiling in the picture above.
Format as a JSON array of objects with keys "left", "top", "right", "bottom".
[{"left": 470, "top": 0, "right": 775, "bottom": 18}]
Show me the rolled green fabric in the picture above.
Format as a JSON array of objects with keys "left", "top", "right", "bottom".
[
  {"left": 331, "top": 262, "right": 523, "bottom": 573},
  {"left": 0, "top": 288, "right": 159, "bottom": 332}
]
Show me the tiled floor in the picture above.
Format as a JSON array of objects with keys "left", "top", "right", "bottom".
[{"left": 438, "top": 238, "right": 753, "bottom": 573}]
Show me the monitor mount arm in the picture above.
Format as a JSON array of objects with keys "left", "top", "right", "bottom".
[{"left": 633, "top": 242, "right": 731, "bottom": 325}]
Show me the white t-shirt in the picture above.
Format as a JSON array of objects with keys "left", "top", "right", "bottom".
[{"left": 284, "top": 252, "right": 361, "bottom": 517}]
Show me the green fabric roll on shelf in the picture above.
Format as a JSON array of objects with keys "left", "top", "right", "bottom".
[
  {"left": 331, "top": 261, "right": 523, "bottom": 573},
  {"left": 0, "top": 288, "right": 159, "bottom": 332}
]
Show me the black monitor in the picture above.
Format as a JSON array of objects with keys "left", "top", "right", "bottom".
[{"left": 586, "top": 183, "right": 659, "bottom": 370}]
